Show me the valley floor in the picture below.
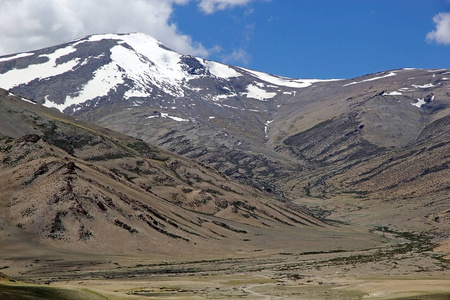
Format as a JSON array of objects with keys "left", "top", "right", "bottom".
[
  {"left": 2, "top": 273, "right": 449, "bottom": 300},
  {"left": 1, "top": 225, "right": 449, "bottom": 300}
]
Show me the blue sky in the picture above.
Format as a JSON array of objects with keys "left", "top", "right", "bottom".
[
  {"left": 173, "top": 0, "right": 450, "bottom": 79},
  {"left": 0, "top": 0, "right": 449, "bottom": 79}
]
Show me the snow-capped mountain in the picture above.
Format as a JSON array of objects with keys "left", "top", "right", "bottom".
[
  {"left": 0, "top": 32, "right": 327, "bottom": 114},
  {"left": 0, "top": 32, "right": 339, "bottom": 191},
  {"left": 0, "top": 32, "right": 449, "bottom": 197},
  {"left": 0, "top": 33, "right": 449, "bottom": 250}
]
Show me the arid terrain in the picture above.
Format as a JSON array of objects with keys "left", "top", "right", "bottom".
[
  {"left": 0, "top": 229, "right": 449, "bottom": 299},
  {"left": 0, "top": 34, "right": 449, "bottom": 299},
  {"left": 0, "top": 87, "right": 449, "bottom": 300}
]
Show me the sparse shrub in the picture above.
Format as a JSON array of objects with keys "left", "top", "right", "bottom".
[
  {"left": 48, "top": 211, "right": 68, "bottom": 239},
  {"left": 96, "top": 201, "right": 108, "bottom": 211},
  {"left": 114, "top": 219, "right": 138, "bottom": 234},
  {"left": 214, "top": 198, "right": 228, "bottom": 209},
  {"left": 205, "top": 189, "right": 223, "bottom": 195},
  {"left": 79, "top": 226, "right": 93, "bottom": 241},
  {"left": 212, "top": 220, "right": 247, "bottom": 234}
]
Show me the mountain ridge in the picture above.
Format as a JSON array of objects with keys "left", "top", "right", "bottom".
[
  {"left": 0, "top": 32, "right": 449, "bottom": 245},
  {"left": 0, "top": 32, "right": 332, "bottom": 114}
]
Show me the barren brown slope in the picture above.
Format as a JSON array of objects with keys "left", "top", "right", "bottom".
[
  {"left": 268, "top": 68, "right": 450, "bottom": 249},
  {"left": 3, "top": 88, "right": 384, "bottom": 262}
]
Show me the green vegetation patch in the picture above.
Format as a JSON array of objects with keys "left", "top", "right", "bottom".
[{"left": 0, "top": 283, "right": 107, "bottom": 300}]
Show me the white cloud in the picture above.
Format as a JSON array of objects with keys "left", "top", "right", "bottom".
[
  {"left": 0, "top": 0, "right": 259, "bottom": 57},
  {"left": 197, "top": 0, "right": 256, "bottom": 14},
  {"left": 426, "top": 12, "right": 450, "bottom": 45},
  {"left": 222, "top": 48, "right": 252, "bottom": 65}
]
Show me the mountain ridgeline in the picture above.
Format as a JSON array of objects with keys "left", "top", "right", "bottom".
[{"left": 0, "top": 32, "right": 449, "bottom": 250}]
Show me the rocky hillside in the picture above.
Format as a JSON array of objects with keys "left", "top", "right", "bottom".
[
  {"left": 271, "top": 68, "right": 450, "bottom": 242},
  {"left": 274, "top": 68, "right": 450, "bottom": 192},
  {"left": 0, "top": 89, "right": 326, "bottom": 255},
  {"left": 0, "top": 33, "right": 449, "bottom": 246}
]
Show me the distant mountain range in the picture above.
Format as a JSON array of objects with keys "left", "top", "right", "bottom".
[{"left": 0, "top": 32, "right": 449, "bottom": 250}]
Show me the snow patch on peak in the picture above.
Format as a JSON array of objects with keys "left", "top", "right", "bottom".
[
  {"left": 412, "top": 94, "right": 434, "bottom": 108},
  {"left": 238, "top": 67, "right": 337, "bottom": 88},
  {"left": 343, "top": 72, "right": 397, "bottom": 87},
  {"left": 382, "top": 91, "right": 403, "bottom": 96},
  {"left": 412, "top": 98, "right": 427, "bottom": 108},
  {"left": 84, "top": 33, "right": 160, "bottom": 46},
  {"left": 0, "top": 52, "right": 34, "bottom": 63},
  {"left": 147, "top": 112, "right": 189, "bottom": 122},
  {"left": 244, "top": 83, "right": 276, "bottom": 101},
  {"left": 265, "top": 119, "right": 273, "bottom": 136},
  {"left": 202, "top": 60, "right": 242, "bottom": 79},
  {"left": 412, "top": 83, "right": 435, "bottom": 89},
  {"left": 58, "top": 62, "right": 124, "bottom": 111},
  {"left": 21, "top": 97, "right": 36, "bottom": 105},
  {"left": 0, "top": 46, "right": 79, "bottom": 90},
  {"left": 161, "top": 113, "right": 189, "bottom": 122},
  {"left": 212, "top": 92, "right": 238, "bottom": 101},
  {"left": 39, "top": 46, "right": 77, "bottom": 61}
]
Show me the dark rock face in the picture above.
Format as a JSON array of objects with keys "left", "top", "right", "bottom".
[
  {"left": 180, "top": 55, "right": 207, "bottom": 75},
  {"left": 35, "top": 164, "right": 49, "bottom": 176},
  {"left": 16, "top": 134, "right": 40, "bottom": 143},
  {"left": 424, "top": 93, "right": 434, "bottom": 103},
  {"left": 66, "top": 161, "right": 76, "bottom": 174}
]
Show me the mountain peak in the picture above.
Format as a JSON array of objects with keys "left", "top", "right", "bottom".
[
  {"left": 0, "top": 32, "right": 251, "bottom": 112},
  {"left": 0, "top": 32, "right": 335, "bottom": 115}
]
